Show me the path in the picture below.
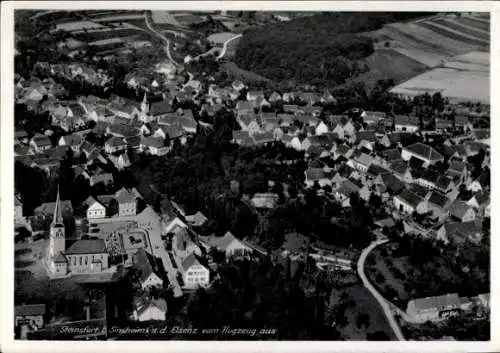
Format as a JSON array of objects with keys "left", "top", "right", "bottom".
[
  {"left": 357, "top": 239, "right": 406, "bottom": 341},
  {"left": 144, "top": 12, "right": 179, "bottom": 66},
  {"left": 216, "top": 34, "right": 243, "bottom": 60}
]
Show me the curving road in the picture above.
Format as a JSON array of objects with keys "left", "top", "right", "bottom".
[
  {"left": 145, "top": 12, "right": 179, "bottom": 66},
  {"left": 357, "top": 239, "right": 406, "bottom": 341},
  {"left": 216, "top": 34, "right": 243, "bottom": 60}
]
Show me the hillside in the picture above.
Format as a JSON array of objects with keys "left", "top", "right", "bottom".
[{"left": 233, "top": 12, "right": 432, "bottom": 89}]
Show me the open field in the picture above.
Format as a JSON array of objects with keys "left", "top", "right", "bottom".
[
  {"left": 390, "top": 51, "right": 489, "bottom": 104},
  {"left": 369, "top": 13, "right": 489, "bottom": 68},
  {"left": 221, "top": 61, "right": 271, "bottom": 84}
]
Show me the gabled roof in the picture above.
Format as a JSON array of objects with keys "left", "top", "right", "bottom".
[
  {"left": 134, "top": 294, "right": 167, "bottom": 316},
  {"left": 306, "top": 168, "right": 325, "bottom": 181},
  {"left": 389, "top": 159, "right": 408, "bottom": 175},
  {"left": 150, "top": 101, "right": 173, "bottom": 116},
  {"left": 380, "top": 173, "right": 405, "bottom": 194},
  {"left": 396, "top": 189, "right": 423, "bottom": 208},
  {"left": 352, "top": 152, "right": 373, "bottom": 167},
  {"left": 337, "top": 179, "right": 361, "bottom": 197},
  {"left": 65, "top": 239, "right": 106, "bottom": 255},
  {"left": 105, "top": 136, "right": 126, "bottom": 147},
  {"left": 448, "top": 199, "right": 473, "bottom": 219},
  {"left": 428, "top": 191, "right": 449, "bottom": 209},
  {"left": 408, "top": 293, "right": 460, "bottom": 312},
  {"left": 140, "top": 136, "right": 165, "bottom": 149},
  {"left": 404, "top": 143, "right": 443, "bottom": 161},
  {"left": 115, "top": 187, "right": 136, "bottom": 204},
  {"left": 181, "top": 252, "right": 205, "bottom": 271},
  {"left": 394, "top": 115, "right": 419, "bottom": 127},
  {"left": 15, "top": 304, "right": 46, "bottom": 317},
  {"left": 419, "top": 169, "right": 439, "bottom": 184},
  {"left": 443, "top": 221, "right": 481, "bottom": 237},
  {"left": 251, "top": 193, "right": 279, "bottom": 209},
  {"left": 133, "top": 248, "right": 164, "bottom": 283},
  {"left": 448, "top": 161, "right": 466, "bottom": 174}
]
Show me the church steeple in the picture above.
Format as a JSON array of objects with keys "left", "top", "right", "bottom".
[{"left": 52, "top": 186, "right": 64, "bottom": 226}]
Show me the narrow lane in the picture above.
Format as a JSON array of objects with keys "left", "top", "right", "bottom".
[
  {"left": 357, "top": 239, "right": 406, "bottom": 341},
  {"left": 144, "top": 12, "right": 179, "bottom": 66}
]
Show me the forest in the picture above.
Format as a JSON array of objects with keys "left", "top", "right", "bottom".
[{"left": 234, "top": 12, "right": 431, "bottom": 88}]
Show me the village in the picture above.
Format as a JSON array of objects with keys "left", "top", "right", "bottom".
[{"left": 13, "top": 10, "right": 490, "bottom": 342}]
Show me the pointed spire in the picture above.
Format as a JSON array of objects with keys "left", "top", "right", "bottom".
[{"left": 52, "top": 186, "right": 63, "bottom": 226}]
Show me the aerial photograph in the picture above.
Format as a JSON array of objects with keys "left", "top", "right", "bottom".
[{"left": 12, "top": 9, "right": 490, "bottom": 341}]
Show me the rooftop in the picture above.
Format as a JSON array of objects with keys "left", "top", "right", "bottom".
[{"left": 65, "top": 239, "right": 107, "bottom": 255}]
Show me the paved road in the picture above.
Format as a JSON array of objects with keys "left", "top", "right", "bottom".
[
  {"left": 145, "top": 12, "right": 179, "bottom": 66},
  {"left": 357, "top": 239, "right": 406, "bottom": 341}
]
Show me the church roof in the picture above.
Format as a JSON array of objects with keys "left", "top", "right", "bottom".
[{"left": 65, "top": 239, "right": 107, "bottom": 255}]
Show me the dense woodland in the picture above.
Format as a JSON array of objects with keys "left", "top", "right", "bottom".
[{"left": 234, "top": 12, "right": 432, "bottom": 88}]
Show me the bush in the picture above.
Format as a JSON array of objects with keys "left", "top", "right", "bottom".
[{"left": 375, "top": 273, "right": 385, "bottom": 284}]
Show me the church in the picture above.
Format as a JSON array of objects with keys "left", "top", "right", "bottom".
[{"left": 46, "top": 188, "right": 110, "bottom": 277}]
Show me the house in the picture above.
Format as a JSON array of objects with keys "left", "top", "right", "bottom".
[
  {"left": 335, "top": 179, "right": 361, "bottom": 207},
  {"left": 185, "top": 211, "right": 208, "bottom": 227},
  {"left": 362, "top": 111, "right": 386, "bottom": 125},
  {"left": 252, "top": 131, "right": 275, "bottom": 145},
  {"left": 132, "top": 249, "right": 165, "bottom": 289},
  {"left": 235, "top": 100, "right": 254, "bottom": 117},
  {"left": 435, "top": 118, "right": 453, "bottom": 132},
  {"left": 29, "top": 135, "right": 52, "bottom": 153},
  {"left": 350, "top": 152, "right": 373, "bottom": 172},
  {"left": 315, "top": 121, "right": 329, "bottom": 136},
  {"left": 181, "top": 252, "right": 210, "bottom": 288},
  {"left": 466, "top": 192, "right": 490, "bottom": 217},
  {"left": 139, "top": 136, "right": 169, "bottom": 156},
  {"left": 246, "top": 90, "right": 264, "bottom": 101},
  {"left": 202, "top": 231, "right": 254, "bottom": 258},
  {"left": 447, "top": 200, "right": 476, "bottom": 222},
  {"left": 401, "top": 143, "right": 444, "bottom": 167},
  {"left": 115, "top": 188, "right": 137, "bottom": 217},
  {"left": 89, "top": 169, "right": 114, "bottom": 187},
  {"left": 446, "top": 161, "right": 467, "bottom": 183},
  {"left": 251, "top": 193, "right": 279, "bottom": 209},
  {"left": 394, "top": 115, "right": 419, "bottom": 132},
  {"left": 148, "top": 101, "right": 173, "bottom": 121},
  {"left": 427, "top": 191, "right": 450, "bottom": 221},
  {"left": 268, "top": 91, "right": 282, "bottom": 103},
  {"left": 436, "top": 221, "right": 482, "bottom": 245},
  {"left": 131, "top": 294, "right": 167, "bottom": 322},
  {"left": 406, "top": 293, "right": 461, "bottom": 323},
  {"left": 84, "top": 196, "right": 107, "bottom": 219},
  {"left": 238, "top": 114, "right": 261, "bottom": 135},
  {"left": 15, "top": 304, "right": 46, "bottom": 329},
  {"left": 109, "top": 152, "right": 132, "bottom": 170},
  {"left": 104, "top": 136, "right": 127, "bottom": 154},
  {"left": 305, "top": 168, "right": 331, "bottom": 188},
  {"left": 393, "top": 189, "right": 427, "bottom": 214}
]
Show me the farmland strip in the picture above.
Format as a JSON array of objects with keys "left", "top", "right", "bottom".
[
  {"left": 417, "top": 21, "right": 488, "bottom": 47},
  {"left": 460, "top": 16, "right": 490, "bottom": 31},
  {"left": 434, "top": 19, "right": 490, "bottom": 41}
]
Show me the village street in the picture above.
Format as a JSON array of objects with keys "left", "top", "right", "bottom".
[{"left": 357, "top": 238, "right": 406, "bottom": 341}]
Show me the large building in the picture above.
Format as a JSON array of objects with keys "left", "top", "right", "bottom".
[
  {"left": 46, "top": 188, "right": 109, "bottom": 277},
  {"left": 406, "top": 293, "right": 461, "bottom": 323},
  {"left": 401, "top": 143, "right": 444, "bottom": 167}
]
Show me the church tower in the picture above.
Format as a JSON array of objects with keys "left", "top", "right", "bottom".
[
  {"left": 141, "top": 92, "right": 149, "bottom": 114},
  {"left": 48, "top": 187, "right": 66, "bottom": 262}
]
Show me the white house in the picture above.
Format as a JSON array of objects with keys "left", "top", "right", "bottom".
[
  {"left": 85, "top": 196, "right": 106, "bottom": 219},
  {"left": 132, "top": 294, "right": 167, "bottom": 322},
  {"left": 393, "top": 189, "right": 428, "bottom": 214},
  {"left": 315, "top": 121, "right": 329, "bottom": 136},
  {"left": 401, "top": 143, "right": 444, "bottom": 167},
  {"left": 181, "top": 252, "right": 210, "bottom": 288},
  {"left": 203, "top": 231, "right": 254, "bottom": 258},
  {"left": 133, "top": 249, "right": 164, "bottom": 289},
  {"left": 406, "top": 293, "right": 461, "bottom": 323}
]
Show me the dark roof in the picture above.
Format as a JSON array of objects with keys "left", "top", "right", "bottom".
[
  {"left": 396, "top": 189, "right": 423, "bottom": 208},
  {"left": 390, "top": 159, "right": 408, "bottom": 175},
  {"left": 115, "top": 188, "right": 136, "bottom": 204},
  {"left": 443, "top": 221, "right": 481, "bottom": 237},
  {"left": 409, "top": 156, "right": 425, "bottom": 169},
  {"left": 106, "top": 136, "right": 126, "bottom": 147},
  {"left": 337, "top": 179, "right": 360, "bottom": 197},
  {"left": 15, "top": 304, "right": 46, "bottom": 317},
  {"left": 306, "top": 168, "right": 325, "bottom": 181},
  {"left": 448, "top": 161, "right": 466, "bottom": 173},
  {"left": 133, "top": 248, "right": 164, "bottom": 283},
  {"left": 394, "top": 115, "right": 419, "bottom": 126},
  {"left": 419, "top": 169, "right": 439, "bottom": 184},
  {"left": 181, "top": 252, "right": 204, "bottom": 271},
  {"left": 404, "top": 143, "right": 443, "bottom": 161},
  {"left": 428, "top": 192, "right": 449, "bottom": 209},
  {"left": 380, "top": 173, "right": 405, "bottom": 194},
  {"left": 65, "top": 239, "right": 106, "bottom": 255},
  {"left": 150, "top": 101, "right": 173, "bottom": 116},
  {"left": 381, "top": 148, "right": 401, "bottom": 162},
  {"left": 356, "top": 131, "right": 376, "bottom": 142}
]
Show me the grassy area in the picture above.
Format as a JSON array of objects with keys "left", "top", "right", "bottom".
[
  {"left": 338, "top": 284, "right": 397, "bottom": 340},
  {"left": 221, "top": 61, "right": 271, "bottom": 84}
]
